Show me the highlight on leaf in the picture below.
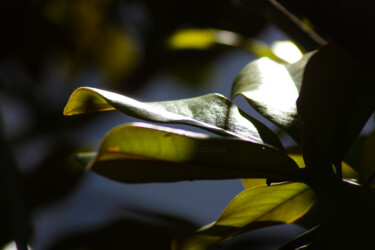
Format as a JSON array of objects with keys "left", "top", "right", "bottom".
[
  {"left": 84, "top": 122, "right": 304, "bottom": 183},
  {"left": 64, "top": 87, "right": 284, "bottom": 148},
  {"left": 231, "top": 53, "right": 314, "bottom": 143}
]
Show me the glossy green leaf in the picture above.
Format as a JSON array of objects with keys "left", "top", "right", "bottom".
[
  {"left": 88, "top": 123, "right": 303, "bottom": 183},
  {"left": 172, "top": 182, "right": 316, "bottom": 250},
  {"left": 297, "top": 43, "right": 375, "bottom": 162},
  {"left": 231, "top": 53, "right": 314, "bottom": 143},
  {"left": 64, "top": 87, "right": 283, "bottom": 149}
]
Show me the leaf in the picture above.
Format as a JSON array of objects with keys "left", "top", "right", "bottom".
[
  {"left": 241, "top": 154, "right": 358, "bottom": 190},
  {"left": 88, "top": 123, "right": 303, "bottom": 183},
  {"left": 345, "top": 129, "right": 375, "bottom": 182},
  {"left": 93, "top": 26, "right": 138, "bottom": 83},
  {"left": 241, "top": 154, "right": 307, "bottom": 189},
  {"left": 231, "top": 53, "right": 314, "bottom": 143},
  {"left": 172, "top": 182, "right": 316, "bottom": 250},
  {"left": 64, "top": 87, "right": 283, "bottom": 149},
  {"left": 166, "top": 28, "right": 220, "bottom": 50},
  {"left": 297, "top": 43, "right": 375, "bottom": 162}
]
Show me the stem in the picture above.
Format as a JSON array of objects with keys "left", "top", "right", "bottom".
[
  {"left": 0, "top": 107, "right": 29, "bottom": 250},
  {"left": 243, "top": 0, "right": 327, "bottom": 51}
]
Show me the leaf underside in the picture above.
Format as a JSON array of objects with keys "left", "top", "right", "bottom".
[
  {"left": 64, "top": 87, "right": 283, "bottom": 149},
  {"left": 82, "top": 123, "right": 303, "bottom": 183}
]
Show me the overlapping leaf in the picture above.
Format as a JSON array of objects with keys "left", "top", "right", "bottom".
[
  {"left": 85, "top": 123, "right": 303, "bottom": 183},
  {"left": 172, "top": 182, "right": 316, "bottom": 250},
  {"left": 242, "top": 155, "right": 359, "bottom": 190},
  {"left": 297, "top": 43, "right": 375, "bottom": 162},
  {"left": 241, "top": 154, "right": 306, "bottom": 189},
  {"left": 64, "top": 87, "right": 283, "bottom": 149},
  {"left": 231, "top": 53, "right": 314, "bottom": 143}
]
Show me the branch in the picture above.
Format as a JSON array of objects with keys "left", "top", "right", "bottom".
[{"left": 243, "top": 0, "right": 327, "bottom": 51}]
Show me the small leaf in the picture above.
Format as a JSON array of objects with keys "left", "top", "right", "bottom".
[
  {"left": 297, "top": 43, "right": 375, "bottom": 162},
  {"left": 88, "top": 123, "right": 303, "bottom": 183},
  {"left": 172, "top": 182, "right": 316, "bottom": 250},
  {"left": 64, "top": 87, "right": 283, "bottom": 149},
  {"left": 231, "top": 53, "right": 314, "bottom": 143},
  {"left": 166, "top": 28, "right": 219, "bottom": 50}
]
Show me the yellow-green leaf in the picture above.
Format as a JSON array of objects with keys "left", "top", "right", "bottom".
[
  {"left": 172, "top": 182, "right": 316, "bottom": 250},
  {"left": 87, "top": 123, "right": 303, "bottom": 183}
]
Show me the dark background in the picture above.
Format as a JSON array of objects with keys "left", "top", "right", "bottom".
[{"left": 2, "top": 0, "right": 358, "bottom": 249}]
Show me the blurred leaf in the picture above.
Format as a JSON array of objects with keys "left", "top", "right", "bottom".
[
  {"left": 166, "top": 28, "right": 284, "bottom": 62},
  {"left": 241, "top": 178, "right": 267, "bottom": 189},
  {"left": 24, "top": 144, "right": 86, "bottom": 208},
  {"left": 93, "top": 27, "right": 139, "bottom": 83},
  {"left": 172, "top": 182, "right": 315, "bottom": 250},
  {"left": 64, "top": 87, "right": 283, "bottom": 148},
  {"left": 167, "top": 29, "right": 219, "bottom": 50},
  {"left": 88, "top": 123, "right": 303, "bottom": 183},
  {"left": 231, "top": 53, "right": 314, "bottom": 143},
  {"left": 47, "top": 209, "right": 198, "bottom": 250},
  {"left": 297, "top": 43, "right": 375, "bottom": 162}
]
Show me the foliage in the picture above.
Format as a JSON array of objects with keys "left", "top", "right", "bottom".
[{"left": 1, "top": 1, "right": 375, "bottom": 249}]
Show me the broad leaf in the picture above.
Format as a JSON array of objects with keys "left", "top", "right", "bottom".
[
  {"left": 64, "top": 87, "right": 283, "bottom": 149},
  {"left": 87, "top": 123, "right": 303, "bottom": 183},
  {"left": 231, "top": 53, "right": 314, "bottom": 143},
  {"left": 297, "top": 43, "right": 375, "bottom": 162},
  {"left": 172, "top": 182, "right": 316, "bottom": 250}
]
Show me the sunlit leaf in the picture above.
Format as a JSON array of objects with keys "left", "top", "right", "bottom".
[
  {"left": 172, "top": 182, "right": 316, "bottom": 250},
  {"left": 231, "top": 53, "right": 313, "bottom": 143},
  {"left": 88, "top": 123, "right": 303, "bottom": 183},
  {"left": 64, "top": 87, "right": 283, "bottom": 148},
  {"left": 297, "top": 43, "right": 375, "bottom": 162},
  {"left": 271, "top": 40, "right": 303, "bottom": 63}
]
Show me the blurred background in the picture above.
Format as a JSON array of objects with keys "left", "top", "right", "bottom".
[{"left": 0, "top": 1, "right": 316, "bottom": 249}]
